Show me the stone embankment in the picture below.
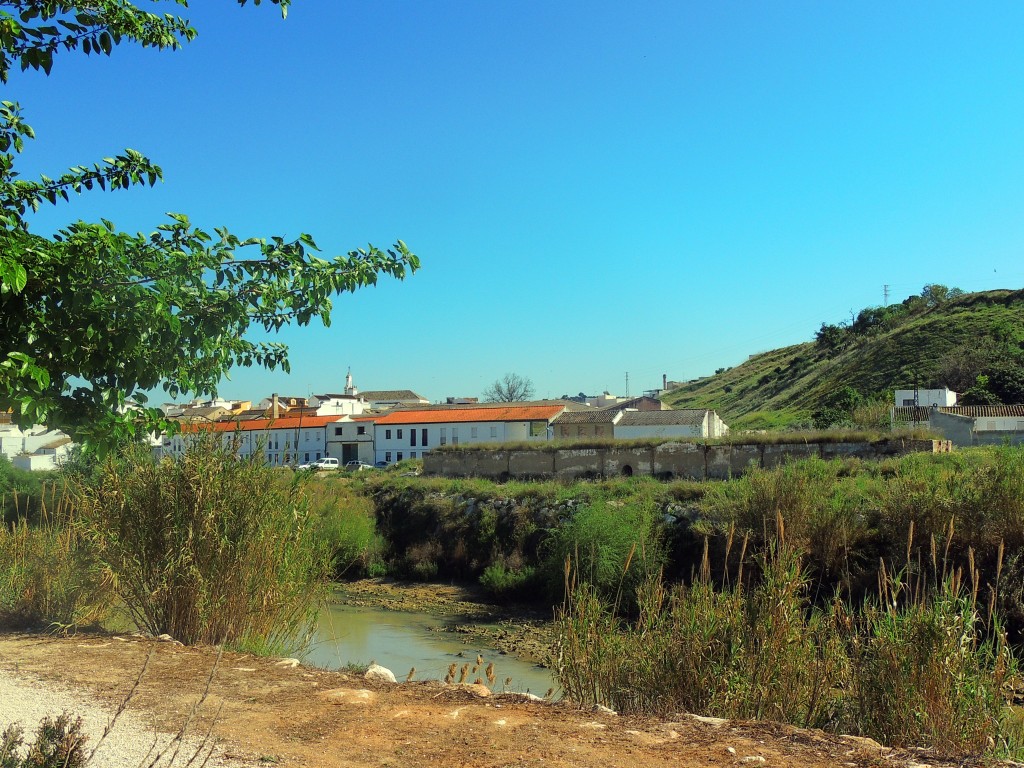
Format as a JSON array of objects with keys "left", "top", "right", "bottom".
[{"left": 425, "top": 438, "right": 952, "bottom": 481}]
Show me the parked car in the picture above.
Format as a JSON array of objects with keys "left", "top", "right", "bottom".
[
  {"left": 302, "top": 457, "right": 339, "bottom": 471},
  {"left": 374, "top": 461, "right": 388, "bottom": 468},
  {"left": 345, "top": 460, "right": 374, "bottom": 471}
]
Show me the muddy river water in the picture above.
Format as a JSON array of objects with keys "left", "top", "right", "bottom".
[{"left": 302, "top": 591, "right": 557, "bottom": 695}]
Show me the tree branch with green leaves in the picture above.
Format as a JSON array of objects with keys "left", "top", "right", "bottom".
[{"left": 0, "top": 1, "right": 418, "bottom": 450}]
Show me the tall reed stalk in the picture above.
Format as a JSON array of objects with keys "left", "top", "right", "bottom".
[
  {"left": 554, "top": 517, "right": 1021, "bottom": 757},
  {"left": 75, "top": 435, "right": 330, "bottom": 652},
  {"left": 0, "top": 484, "right": 109, "bottom": 629}
]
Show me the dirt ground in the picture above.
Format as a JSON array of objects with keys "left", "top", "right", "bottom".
[{"left": 0, "top": 630, "right": 980, "bottom": 768}]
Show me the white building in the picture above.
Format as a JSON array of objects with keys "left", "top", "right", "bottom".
[
  {"left": 0, "top": 416, "right": 72, "bottom": 462},
  {"left": 371, "top": 404, "right": 566, "bottom": 464},
  {"left": 924, "top": 404, "right": 1024, "bottom": 447},
  {"left": 612, "top": 409, "right": 729, "bottom": 440},
  {"left": 10, "top": 435, "right": 74, "bottom": 471},
  {"left": 325, "top": 415, "right": 376, "bottom": 464},
  {"left": 585, "top": 392, "right": 630, "bottom": 408},
  {"left": 894, "top": 387, "right": 957, "bottom": 407},
  {"left": 161, "top": 414, "right": 344, "bottom": 467},
  {"left": 309, "top": 393, "right": 367, "bottom": 416}
]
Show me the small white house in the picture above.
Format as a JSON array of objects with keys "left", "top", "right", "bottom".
[
  {"left": 894, "top": 388, "right": 957, "bottom": 407},
  {"left": 612, "top": 409, "right": 729, "bottom": 439},
  {"left": 0, "top": 420, "right": 71, "bottom": 461},
  {"left": 926, "top": 405, "right": 1024, "bottom": 446}
]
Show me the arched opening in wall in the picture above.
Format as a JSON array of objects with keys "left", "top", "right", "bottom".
[{"left": 621, "top": 464, "right": 633, "bottom": 477}]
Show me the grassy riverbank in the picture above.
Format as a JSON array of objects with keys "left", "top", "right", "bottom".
[{"left": 5, "top": 442, "right": 1024, "bottom": 758}]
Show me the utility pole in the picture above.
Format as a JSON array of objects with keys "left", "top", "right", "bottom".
[
  {"left": 883, "top": 284, "right": 890, "bottom": 307},
  {"left": 624, "top": 372, "right": 630, "bottom": 397}
]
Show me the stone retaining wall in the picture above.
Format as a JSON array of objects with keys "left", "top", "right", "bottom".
[{"left": 423, "top": 439, "right": 952, "bottom": 481}]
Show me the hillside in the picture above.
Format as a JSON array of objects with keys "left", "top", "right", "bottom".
[{"left": 662, "top": 288, "right": 1024, "bottom": 430}]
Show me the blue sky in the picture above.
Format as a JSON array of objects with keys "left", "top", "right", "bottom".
[{"left": 7, "top": 1, "right": 1024, "bottom": 403}]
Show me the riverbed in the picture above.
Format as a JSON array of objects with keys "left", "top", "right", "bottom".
[{"left": 302, "top": 580, "right": 557, "bottom": 695}]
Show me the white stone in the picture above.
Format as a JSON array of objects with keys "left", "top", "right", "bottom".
[{"left": 364, "top": 663, "right": 397, "bottom": 683}]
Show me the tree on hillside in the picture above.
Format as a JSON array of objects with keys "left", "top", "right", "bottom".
[
  {"left": 483, "top": 373, "right": 535, "bottom": 402},
  {"left": 0, "top": 2, "right": 418, "bottom": 448},
  {"left": 921, "top": 284, "right": 964, "bottom": 308}
]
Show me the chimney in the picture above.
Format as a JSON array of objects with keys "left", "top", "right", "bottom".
[
  {"left": 272, "top": 393, "right": 279, "bottom": 420},
  {"left": 662, "top": 373, "right": 667, "bottom": 390}
]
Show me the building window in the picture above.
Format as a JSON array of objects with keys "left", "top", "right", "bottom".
[
  {"left": 357, "top": 425, "right": 366, "bottom": 435},
  {"left": 471, "top": 427, "right": 478, "bottom": 438},
  {"left": 410, "top": 451, "right": 416, "bottom": 459},
  {"left": 386, "top": 429, "right": 392, "bottom": 439},
  {"left": 335, "top": 426, "right": 343, "bottom": 436},
  {"left": 489, "top": 426, "right": 497, "bottom": 438},
  {"left": 595, "top": 426, "right": 604, "bottom": 436},
  {"left": 421, "top": 428, "right": 428, "bottom": 446},
  {"left": 397, "top": 452, "right": 403, "bottom": 461},
  {"left": 397, "top": 429, "right": 403, "bottom": 439},
  {"left": 452, "top": 427, "right": 458, "bottom": 445},
  {"left": 440, "top": 427, "right": 447, "bottom": 445},
  {"left": 316, "top": 452, "right": 321, "bottom": 460},
  {"left": 385, "top": 451, "right": 392, "bottom": 462},
  {"left": 411, "top": 429, "right": 417, "bottom": 447},
  {"left": 304, "top": 453, "right": 309, "bottom": 462}
]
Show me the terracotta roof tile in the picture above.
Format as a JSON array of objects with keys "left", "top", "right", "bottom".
[
  {"left": 373, "top": 405, "right": 565, "bottom": 425},
  {"left": 182, "top": 415, "right": 343, "bottom": 433}
]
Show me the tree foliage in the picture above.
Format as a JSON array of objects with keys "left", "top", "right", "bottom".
[
  {"left": 482, "top": 372, "right": 535, "bottom": 402},
  {"left": 814, "top": 284, "right": 966, "bottom": 356},
  {"left": 0, "top": 1, "right": 418, "bottom": 448}
]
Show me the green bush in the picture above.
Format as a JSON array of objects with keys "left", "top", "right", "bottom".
[
  {"left": 290, "top": 475, "right": 382, "bottom": 577},
  {"left": 479, "top": 562, "right": 539, "bottom": 601},
  {"left": 0, "top": 713, "right": 87, "bottom": 768},
  {"left": 76, "top": 435, "right": 330, "bottom": 652},
  {"left": 0, "top": 455, "right": 60, "bottom": 526},
  {"left": 542, "top": 493, "right": 666, "bottom": 611}
]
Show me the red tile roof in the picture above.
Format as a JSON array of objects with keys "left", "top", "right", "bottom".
[
  {"left": 181, "top": 415, "right": 343, "bottom": 433},
  {"left": 373, "top": 405, "right": 564, "bottom": 425}
]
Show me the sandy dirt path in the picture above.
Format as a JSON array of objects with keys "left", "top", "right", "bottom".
[{"left": 0, "top": 632, "right": 970, "bottom": 768}]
